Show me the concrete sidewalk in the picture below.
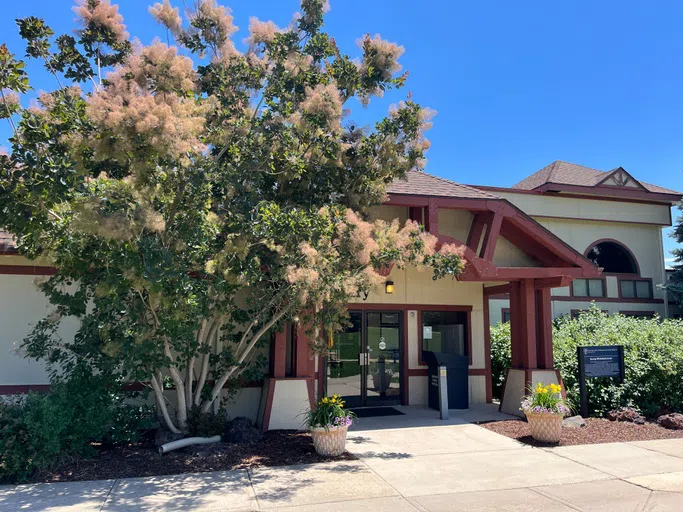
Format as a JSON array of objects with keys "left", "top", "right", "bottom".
[{"left": 1, "top": 424, "right": 682, "bottom": 511}]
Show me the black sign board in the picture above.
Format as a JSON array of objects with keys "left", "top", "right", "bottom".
[{"left": 577, "top": 345, "right": 625, "bottom": 417}]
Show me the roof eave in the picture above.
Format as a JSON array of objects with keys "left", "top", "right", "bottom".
[{"left": 536, "top": 183, "right": 682, "bottom": 204}]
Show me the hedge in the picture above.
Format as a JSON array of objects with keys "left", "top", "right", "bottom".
[
  {"left": 0, "top": 369, "right": 152, "bottom": 483},
  {"left": 490, "top": 306, "right": 683, "bottom": 417}
]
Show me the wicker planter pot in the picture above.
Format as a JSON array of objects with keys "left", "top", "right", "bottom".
[
  {"left": 525, "top": 411, "right": 563, "bottom": 443},
  {"left": 310, "top": 425, "right": 349, "bottom": 456}
]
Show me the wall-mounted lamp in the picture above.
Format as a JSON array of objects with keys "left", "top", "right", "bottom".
[{"left": 385, "top": 280, "right": 395, "bottom": 294}]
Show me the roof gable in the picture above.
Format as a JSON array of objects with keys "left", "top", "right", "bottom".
[{"left": 595, "top": 167, "right": 646, "bottom": 191}]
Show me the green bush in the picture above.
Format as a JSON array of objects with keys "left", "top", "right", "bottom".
[
  {"left": 186, "top": 405, "right": 228, "bottom": 438},
  {"left": 490, "top": 306, "right": 683, "bottom": 417},
  {"left": 490, "top": 321, "right": 511, "bottom": 399},
  {"left": 0, "top": 371, "right": 152, "bottom": 483}
]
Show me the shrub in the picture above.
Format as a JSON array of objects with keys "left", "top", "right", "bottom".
[
  {"left": 490, "top": 321, "right": 511, "bottom": 399},
  {"left": 490, "top": 306, "right": 683, "bottom": 417},
  {"left": 186, "top": 405, "right": 228, "bottom": 438},
  {"left": 0, "top": 371, "right": 152, "bottom": 483}
]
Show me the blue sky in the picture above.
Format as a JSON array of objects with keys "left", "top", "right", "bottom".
[{"left": 2, "top": 0, "right": 682, "bottom": 261}]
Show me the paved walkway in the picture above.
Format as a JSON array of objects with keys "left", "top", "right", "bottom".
[{"left": 1, "top": 423, "right": 683, "bottom": 511}]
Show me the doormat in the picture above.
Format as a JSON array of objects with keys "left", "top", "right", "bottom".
[{"left": 350, "top": 407, "right": 405, "bottom": 418}]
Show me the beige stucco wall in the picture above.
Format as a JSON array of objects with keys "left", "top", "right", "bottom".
[
  {"left": 438, "top": 209, "right": 473, "bottom": 242},
  {"left": 492, "top": 236, "right": 541, "bottom": 267},
  {"left": 0, "top": 273, "right": 79, "bottom": 386},
  {"left": 492, "top": 190, "right": 671, "bottom": 226},
  {"left": 533, "top": 217, "right": 667, "bottom": 300},
  {"left": 367, "top": 205, "right": 409, "bottom": 224},
  {"left": 489, "top": 297, "right": 666, "bottom": 327},
  {"left": 0, "top": 261, "right": 271, "bottom": 418}
]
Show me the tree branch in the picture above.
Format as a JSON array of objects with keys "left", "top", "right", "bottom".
[{"left": 201, "top": 307, "right": 288, "bottom": 413}]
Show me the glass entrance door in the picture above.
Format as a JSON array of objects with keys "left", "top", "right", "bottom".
[
  {"left": 326, "top": 312, "right": 363, "bottom": 408},
  {"left": 326, "top": 310, "right": 402, "bottom": 407},
  {"left": 365, "top": 312, "right": 402, "bottom": 405}
]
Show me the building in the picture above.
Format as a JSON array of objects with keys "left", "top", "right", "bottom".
[
  {"left": 472, "top": 161, "right": 680, "bottom": 323},
  {"left": 0, "top": 161, "right": 680, "bottom": 426}
]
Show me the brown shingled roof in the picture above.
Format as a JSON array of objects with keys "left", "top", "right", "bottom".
[
  {"left": 388, "top": 170, "right": 499, "bottom": 199},
  {"left": 0, "top": 231, "right": 17, "bottom": 253},
  {"left": 513, "top": 160, "right": 680, "bottom": 195}
]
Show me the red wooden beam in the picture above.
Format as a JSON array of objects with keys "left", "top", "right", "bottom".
[
  {"left": 385, "top": 194, "right": 429, "bottom": 207},
  {"left": 534, "top": 276, "right": 572, "bottom": 289},
  {"left": 480, "top": 212, "right": 503, "bottom": 261},
  {"left": 0, "top": 265, "right": 57, "bottom": 275},
  {"left": 433, "top": 197, "right": 494, "bottom": 211},
  {"left": 499, "top": 221, "right": 566, "bottom": 267},
  {"left": 484, "top": 284, "right": 511, "bottom": 296},
  {"left": 535, "top": 183, "right": 682, "bottom": 203},
  {"left": 466, "top": 213, "right": 487, "bottom": 254}
]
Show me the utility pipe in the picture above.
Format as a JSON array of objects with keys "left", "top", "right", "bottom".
[{"left": 158, "top": 435, "right": 222, "bottom": 454}]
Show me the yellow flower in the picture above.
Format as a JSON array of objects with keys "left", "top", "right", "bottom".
[{"left": 322, "top": 397, "right": 329, "bottom": 404}]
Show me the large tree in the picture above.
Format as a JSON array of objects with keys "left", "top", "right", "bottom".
[
  {"left": 0, "top": 0, "right": 464, "bottom": 433},
  {"left": 667, "top": 203, "right": 683, "bottom": 302}
]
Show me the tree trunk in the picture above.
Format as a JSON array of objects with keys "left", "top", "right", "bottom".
[
  {"left": 151, "top": 374, "right": 182, "bottom": 434},
  {"left": 200, "top": 308, "right": 287, "bottom": 413}
]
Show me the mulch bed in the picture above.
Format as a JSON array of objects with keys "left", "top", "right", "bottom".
[
  {"left": 480, "top": 417, "right": 683, "bottom": 447},
  {"left": 28, "top": 430, "right": 356, "bottom": 484}
]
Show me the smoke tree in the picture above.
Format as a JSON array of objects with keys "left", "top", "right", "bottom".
[{"left": 0, "top": 0, "right": 465, "bottom": 433}]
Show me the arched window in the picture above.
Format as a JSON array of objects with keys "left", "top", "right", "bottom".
[{"left": 585, "top": 240, "right": 639, "bottom": 274}]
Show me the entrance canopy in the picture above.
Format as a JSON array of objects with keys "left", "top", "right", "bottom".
[
  {"left": 388, "top": 171, "right": 601, "bottom": 413},
  {"left": 387, "top": 170, "right": 601, "bottom": 285}
]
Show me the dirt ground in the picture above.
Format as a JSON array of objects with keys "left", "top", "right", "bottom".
[
  {"left": 28, "top": 430, "right": 356, "bottom": 484},
  {"left": 480, "top": 417, "right": 683, "bottom": 447}
]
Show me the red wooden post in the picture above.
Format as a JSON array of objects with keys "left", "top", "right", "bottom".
[
  {"left": 535, "top": 286, "right": 554, "bottom": 369},
  {"left": 509, "top": 281, "right": 523, "bottom": 368},
  {"left": 409, "top": 206, "right": 423, "bottom": 224},
  {"left": 271, "top": 327, "right": 287, "bottom": 378},
  {"left": 426, "top": 198, "right": 439, "bottom": 235},
  {"left": 519, "top": 279, "right": 537, "bottom": 369},
  {"left": 294, "top": 324, "right": 313, "bottom": 378}
]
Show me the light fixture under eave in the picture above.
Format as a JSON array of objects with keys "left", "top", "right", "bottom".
[{"left": 385, "top": 280, "right": 395, "bottom": 294}]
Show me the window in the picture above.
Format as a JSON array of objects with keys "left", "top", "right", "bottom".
[
  {"left": 571, "top": 279, "right": 605, "bottom": 297},
  {"left": 571, "top": 309, "right": 608, "bottom": 319},
  {"left": 421, "top": 310, "right": 468, "bottom": 358},
  {"left": 501, "top": 309, "right": 511, "bottom": 323},
  {"left": 586, "top": 241, "right": 639, "bottom": 274},
  {"left": 621, "top": 311, "right": 655, "bottom": 318},
  {"left": 620, "top": 279, "right": 652, "bottom": 299}
]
